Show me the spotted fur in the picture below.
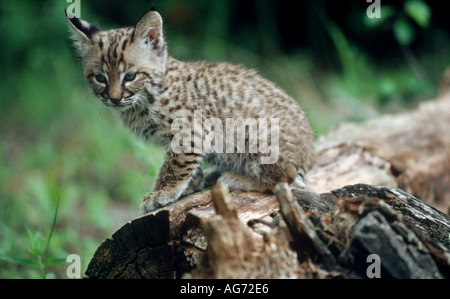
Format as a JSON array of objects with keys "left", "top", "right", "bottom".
[{"left": 67, "top": 10, "right": 314, "bottom": 213}]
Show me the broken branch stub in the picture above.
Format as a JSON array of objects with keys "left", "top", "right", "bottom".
[{"left": 275, "top": 183, "right": 336, "bottom": 269}]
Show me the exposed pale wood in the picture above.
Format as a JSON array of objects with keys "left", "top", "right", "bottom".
[{"left": 307, "top": 95, "right": 450, "bottom": 214}]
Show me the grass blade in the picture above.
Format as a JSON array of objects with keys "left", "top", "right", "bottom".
[{"left": 42, "top": 197, "right": 60, "bottom": 279}]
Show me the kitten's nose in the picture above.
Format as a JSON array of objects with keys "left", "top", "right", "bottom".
[
  {"left": 110, "top": 97, "right": 121, "bottom": 104},
  {"left": 107, "top": 82, "right": 123, "bottom": 104}
]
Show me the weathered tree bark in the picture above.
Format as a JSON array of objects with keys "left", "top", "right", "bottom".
[{"left": 85, "top": 94, "right": 450, "bottom": 279}]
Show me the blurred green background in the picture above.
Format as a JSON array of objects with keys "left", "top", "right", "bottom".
[{"left": 1, "top": 0, "right": 449, "bottom": 278}]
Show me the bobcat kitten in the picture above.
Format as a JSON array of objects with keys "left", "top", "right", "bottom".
[{"left": 67, "top": 9, "right": 314, "bottom": 213}]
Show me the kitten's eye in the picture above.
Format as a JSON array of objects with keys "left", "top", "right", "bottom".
[
  {"left": 95, "top": 74, "right": 108, "bottom": 84},
  {"left": 124, "top": 73, "right": 137, "bottom": 82}
]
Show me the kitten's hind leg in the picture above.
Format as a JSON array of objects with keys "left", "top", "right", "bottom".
[{"left": 217, "top": 171, "right": 275, "bottom": 193}]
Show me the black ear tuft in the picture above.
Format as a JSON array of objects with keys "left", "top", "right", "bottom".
[
  {"left": 151, "top": 4, "right": 156, "bottom": 11},
  {"left": 66, "top": 9, "right": 101, "bottom": 40}
]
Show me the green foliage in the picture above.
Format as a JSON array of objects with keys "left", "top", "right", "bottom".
[
  {"left": 405, "top": 0, "right": 431, "bottom": 29},
  {"left": 320, "top": 0, "right": 436, "bottom": 110},
  {"left": 363, "top": 0, "right": 432, "bottom": 46},
  {"left": 0, "top": 200, "right": 64, "bottom": 279},
  {"left": 373, "top": 0, "right": 431, "bottom": 46},
  {"left": 393, "top": 18, "right": 416, "bottom": 46}
]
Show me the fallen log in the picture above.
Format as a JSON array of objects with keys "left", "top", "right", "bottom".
[{"left": 85, "top": 183, "right": 450, "bottom": 279}]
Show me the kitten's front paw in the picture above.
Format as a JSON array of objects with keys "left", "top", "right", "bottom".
[{"left": 141, "top": 190, "right": 177, "bottom": 214}]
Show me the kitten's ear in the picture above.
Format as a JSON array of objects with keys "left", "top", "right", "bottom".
[
  {"left": 66, "top": 10, "right": 101, "bottom": 55},
  {"left": 133, "top": 10, "right": 164, "bottom": 49}
]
